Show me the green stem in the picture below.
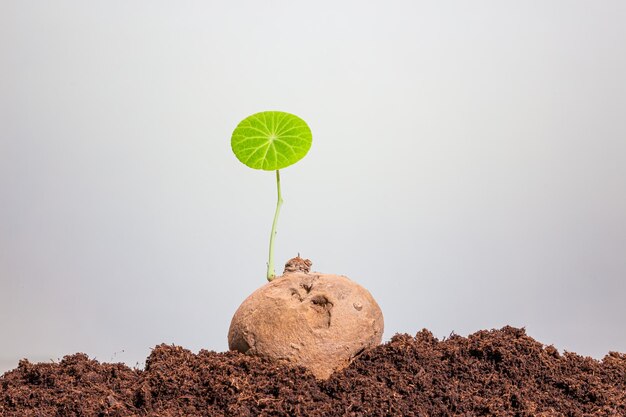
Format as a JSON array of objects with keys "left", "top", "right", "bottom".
[{"left": 267, "top": 169, "right": 283, "bottom": 281}]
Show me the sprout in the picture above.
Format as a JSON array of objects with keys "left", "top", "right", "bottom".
[{"left": 231, "top": 111, "right": 312, "bottom": 281}]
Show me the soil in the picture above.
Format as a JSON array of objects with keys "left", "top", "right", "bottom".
[{"left": 1, "top": 326, "right": 625, "bottom": 416}]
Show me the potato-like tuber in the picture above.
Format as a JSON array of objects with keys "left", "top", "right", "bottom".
[{"left": 228, "top": 257, "right": 384, "bottom": 379}]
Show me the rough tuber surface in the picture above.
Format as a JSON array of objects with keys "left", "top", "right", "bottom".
[{"left": 228, "top": 257, "right": 384, "bottom": 379}]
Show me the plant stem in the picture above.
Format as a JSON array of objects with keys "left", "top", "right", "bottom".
[{"left": 267, "top": 169, "right": 283, "bottom": 281}]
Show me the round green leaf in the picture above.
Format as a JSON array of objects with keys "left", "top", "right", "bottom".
[{"left": 231, "top": 111, "right": 312, "bottom": 171}]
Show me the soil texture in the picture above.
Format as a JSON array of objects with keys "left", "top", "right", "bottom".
[{"left": 1, "top": 326, "right": 625, "bottom": 416}]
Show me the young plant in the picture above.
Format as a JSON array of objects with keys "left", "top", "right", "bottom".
[
  {"left": 229, "top": 112, "right": 383, "bottom": 379},
  {"left": 231, "top": 111, "right": 312, "bottom": 281}
]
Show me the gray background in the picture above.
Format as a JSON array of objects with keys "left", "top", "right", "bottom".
[{"left": 1, "top": 1, "right": 625, "bottom": 373}]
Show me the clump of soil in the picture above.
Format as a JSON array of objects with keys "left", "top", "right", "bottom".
[
  {"left": 229, "top": 256, "right": 384, "bottom": 379},
  {"left": 2, "top": 327, "right": 625, "bottom": 416}
]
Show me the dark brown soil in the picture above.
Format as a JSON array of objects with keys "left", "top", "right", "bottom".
[{"left": 1, "top": 326, "right": 625, "bottom": 416}]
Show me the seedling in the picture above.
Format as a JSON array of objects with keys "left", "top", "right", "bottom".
[
  {"left": 229, "top": 111, "right": 383, "bottom": 379},
  {"left": 231, "top": 111, "right": 312, "bottom": 281}
]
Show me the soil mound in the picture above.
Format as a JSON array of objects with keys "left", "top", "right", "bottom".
[{"left": 1, "top": 326, "right": 625, "bottom": 416}]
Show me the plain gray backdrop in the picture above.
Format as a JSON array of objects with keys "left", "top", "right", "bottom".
[{"left": 1, "top": 1, "right": 625, "bottom": 373}]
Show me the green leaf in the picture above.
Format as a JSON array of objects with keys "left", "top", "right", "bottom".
[{"left": 231, "top": 111, "right": 312, "bottom": 171}]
